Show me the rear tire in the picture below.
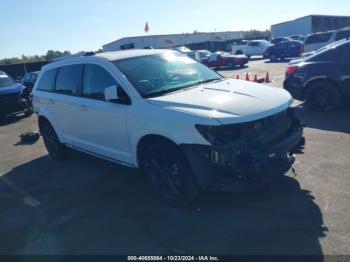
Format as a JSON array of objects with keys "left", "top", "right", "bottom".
[
  {"left": 40, "top": 120, "right": 69, "bottom": 160},
  {"left": 139, "top": 139, "right": 200, "bottom": 207},
  {"left": 227, "top": 61, "right": 235, "bottom": 69},
  {"left": 305, "top": 82, "right": 341, "bottom": 112}
]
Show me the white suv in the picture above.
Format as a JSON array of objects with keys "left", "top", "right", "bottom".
[
  {"left": 33, "top": 50, "right": 304, "bottom": 206},
  {"left": 304, "top": 28, "right": 350, "bottom": 53}
]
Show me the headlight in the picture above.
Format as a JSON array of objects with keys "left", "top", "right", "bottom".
[{"left": 195, "top": 124, "right": 241, "bottom": 146}]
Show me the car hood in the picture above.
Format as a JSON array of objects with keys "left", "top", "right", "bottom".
[
  {"left": 147, "top": 79, "right": 293, "bottom": 125},
  {"left": 302, "top": 51, "right": 315, "bottom": 58},
  {"left": 0, "top": 83, "right": 24, "bottom": 95},
  {"left": 289, "top": 58, "right": 306, "bottom": 64}
]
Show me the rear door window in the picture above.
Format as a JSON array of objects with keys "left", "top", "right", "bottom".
[
  {"left": 36, "top": 69, "right": 57, "bottom": 92},
  {"left": 305, "top": 33, "right": 333, "bottom": 44},
  {"left": 56, "top": 65, "right": 83, "bottom": 96}
]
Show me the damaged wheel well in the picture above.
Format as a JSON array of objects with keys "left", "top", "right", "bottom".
[{"left": 137, "top": 135, "right": 179, "bottom": 167}]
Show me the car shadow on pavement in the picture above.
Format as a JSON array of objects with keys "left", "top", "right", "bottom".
[
  {"left": 0, "top": 151, "right": 327, "bottom": 257},
  {"left": 295, "top": 104, "right": 350, "bottom": 134},
  {"left": 265, "top": 58, "right": 293, "bottom": 64},
  {"left": 0, "top": 114, "right": 28, "bottom": 127}
]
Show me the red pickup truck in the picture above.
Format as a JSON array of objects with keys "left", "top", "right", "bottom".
[{"left": 202, "top": 51, "right": 249, "bottom": 69}]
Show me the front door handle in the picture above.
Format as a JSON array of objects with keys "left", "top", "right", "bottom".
[{"left": 79, "top": 105, "right": 88, "bottom": 110}]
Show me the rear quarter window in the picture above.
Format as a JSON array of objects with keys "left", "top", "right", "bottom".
[
  {"left": 305, "top": 33, "right": 333, "bottom": 45},
  {"left": 335, "top": 30, "right": 350, "bottom": 41},
  {"left": 36, "top": 69, "right": 57, "bottom": 92}
]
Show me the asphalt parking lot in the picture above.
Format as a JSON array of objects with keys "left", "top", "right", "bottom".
[{"left": 0, "top": 59, "right": 349, "bottom": 256}]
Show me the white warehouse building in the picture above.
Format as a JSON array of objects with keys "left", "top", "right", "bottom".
[
  {"left": 103, "top": 31, "right": 244, "bottom": 52},
  {"left": 271, "top": 15, "right": 350, "bottom": 38}
]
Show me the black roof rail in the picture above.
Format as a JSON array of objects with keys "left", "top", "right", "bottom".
[
  {"left": 50, "top": 51, "right": 96, "bottom": 62},
  {"left": 83, "top": 51, "right": 96, "bottom": 56}
]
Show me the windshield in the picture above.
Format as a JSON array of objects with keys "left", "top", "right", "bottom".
[
  {"left": 0, "top": 73, "right": 16, "bottom": 88},
  {"left": 113, "top": 52, "right": 223, "bottom": 98},
  {"left": 308, "top": 40, "right": 348, "bottom": 61},
  {"left": 314, "top": 39, "right": 347, "bottom": 54},
  {"left": 199, "top": 50, "right": 212, "bottom": 58}
]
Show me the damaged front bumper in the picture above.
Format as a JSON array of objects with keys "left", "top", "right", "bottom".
[{"left": 181, "top": 109, "right": 305, "bottom": 192}]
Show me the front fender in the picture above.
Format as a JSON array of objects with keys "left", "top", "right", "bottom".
[{"left": 126, "top": 99, "right": 217, "bottom": 167}]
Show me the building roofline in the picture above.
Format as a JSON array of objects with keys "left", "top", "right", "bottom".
[
  {"left": 103, "top": 31, "right": 244, "bottom": 47},
  {"left": 272, "top": 14, "right": 350, "bottom": 27}
]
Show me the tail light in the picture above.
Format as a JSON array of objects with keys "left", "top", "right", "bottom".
[{"left": 286, "top": 65, "right": 298, "bottom": 78}]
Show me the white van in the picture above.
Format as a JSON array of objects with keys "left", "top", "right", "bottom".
[{"left": 304, "top": 27, "right": 350, "bottom": 53}]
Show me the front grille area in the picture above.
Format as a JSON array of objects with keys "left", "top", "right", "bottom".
[
  {"left": 207, "top": 108, "right": 303, "bottom": 171},
  {"left": 244, "top": 110, "right": 291, "bottom": 146}
]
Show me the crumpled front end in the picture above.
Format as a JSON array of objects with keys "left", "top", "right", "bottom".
[{"left": 181, "top": 108, "right": 305, "bottom": 192}]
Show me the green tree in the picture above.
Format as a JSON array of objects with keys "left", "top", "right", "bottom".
[
  {"left": 244, "top": 30, "right": 271, "bottom": 40},
  {"left": 0, "top": 50, "right": 72, "bottom": 65}
]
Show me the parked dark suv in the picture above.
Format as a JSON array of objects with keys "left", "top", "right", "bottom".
[
  {"left": 0, "top": 71, "right": 33, "bottom": 117},
  {"left": 284, "top": 39, "right": 350, "bottom": 111},
  {"left": 264, "top": 41, "right": 304, "bottom": 62},
  {"left": 21, "top": 71, "right": 40, "bottom": 92}
]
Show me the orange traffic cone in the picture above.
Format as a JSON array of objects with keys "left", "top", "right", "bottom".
[
  {"left": 236, "top": 74, "right": 240, "bottom": 80},
  {"left": 245, "top": 73, "right": 250, "bottom": 81},
  {"left": 253, "top": 74, "right": 258, "bottom": 82},
  {"left": 265, "top": 72, "right": 270, "bottom": 83}
]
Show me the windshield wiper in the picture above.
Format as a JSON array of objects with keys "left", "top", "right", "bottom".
[
  {"left": 144, "top": 87, "right": 184, "bottom": 98},
  {"left": 191, "top": 78, "right": 224, "bottom": 86}
]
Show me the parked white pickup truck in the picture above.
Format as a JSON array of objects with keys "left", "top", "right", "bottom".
[{"left": 231, "top": 40, "right": 273, "bottom": 58}]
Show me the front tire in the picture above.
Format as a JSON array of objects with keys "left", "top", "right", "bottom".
[
  {"left": 40, "top": 121, "right": 69, "bottom": 160},
  {"left": 24, "top": 103, "right": 34, "bottom": 117},
  {"left": 270, "top": 54, "right": 278, "bottom": 62},
  {"left": 305, "top": 82, "right": 341, "bottom": 111},
  {"left": 140, "top": 139, "right": 200, "bottom": 206}
]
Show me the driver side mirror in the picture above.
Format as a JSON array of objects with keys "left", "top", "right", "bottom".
[
  {"left": 104, "top": 85, "right": 132, "bottom": 105},
  {"left": 104, "top": 85, "right": 119, "bottom": 102}
]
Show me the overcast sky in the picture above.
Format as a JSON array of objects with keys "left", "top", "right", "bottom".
[{"left": 1, "top": 0, "right": 349, "bottom": 59}]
